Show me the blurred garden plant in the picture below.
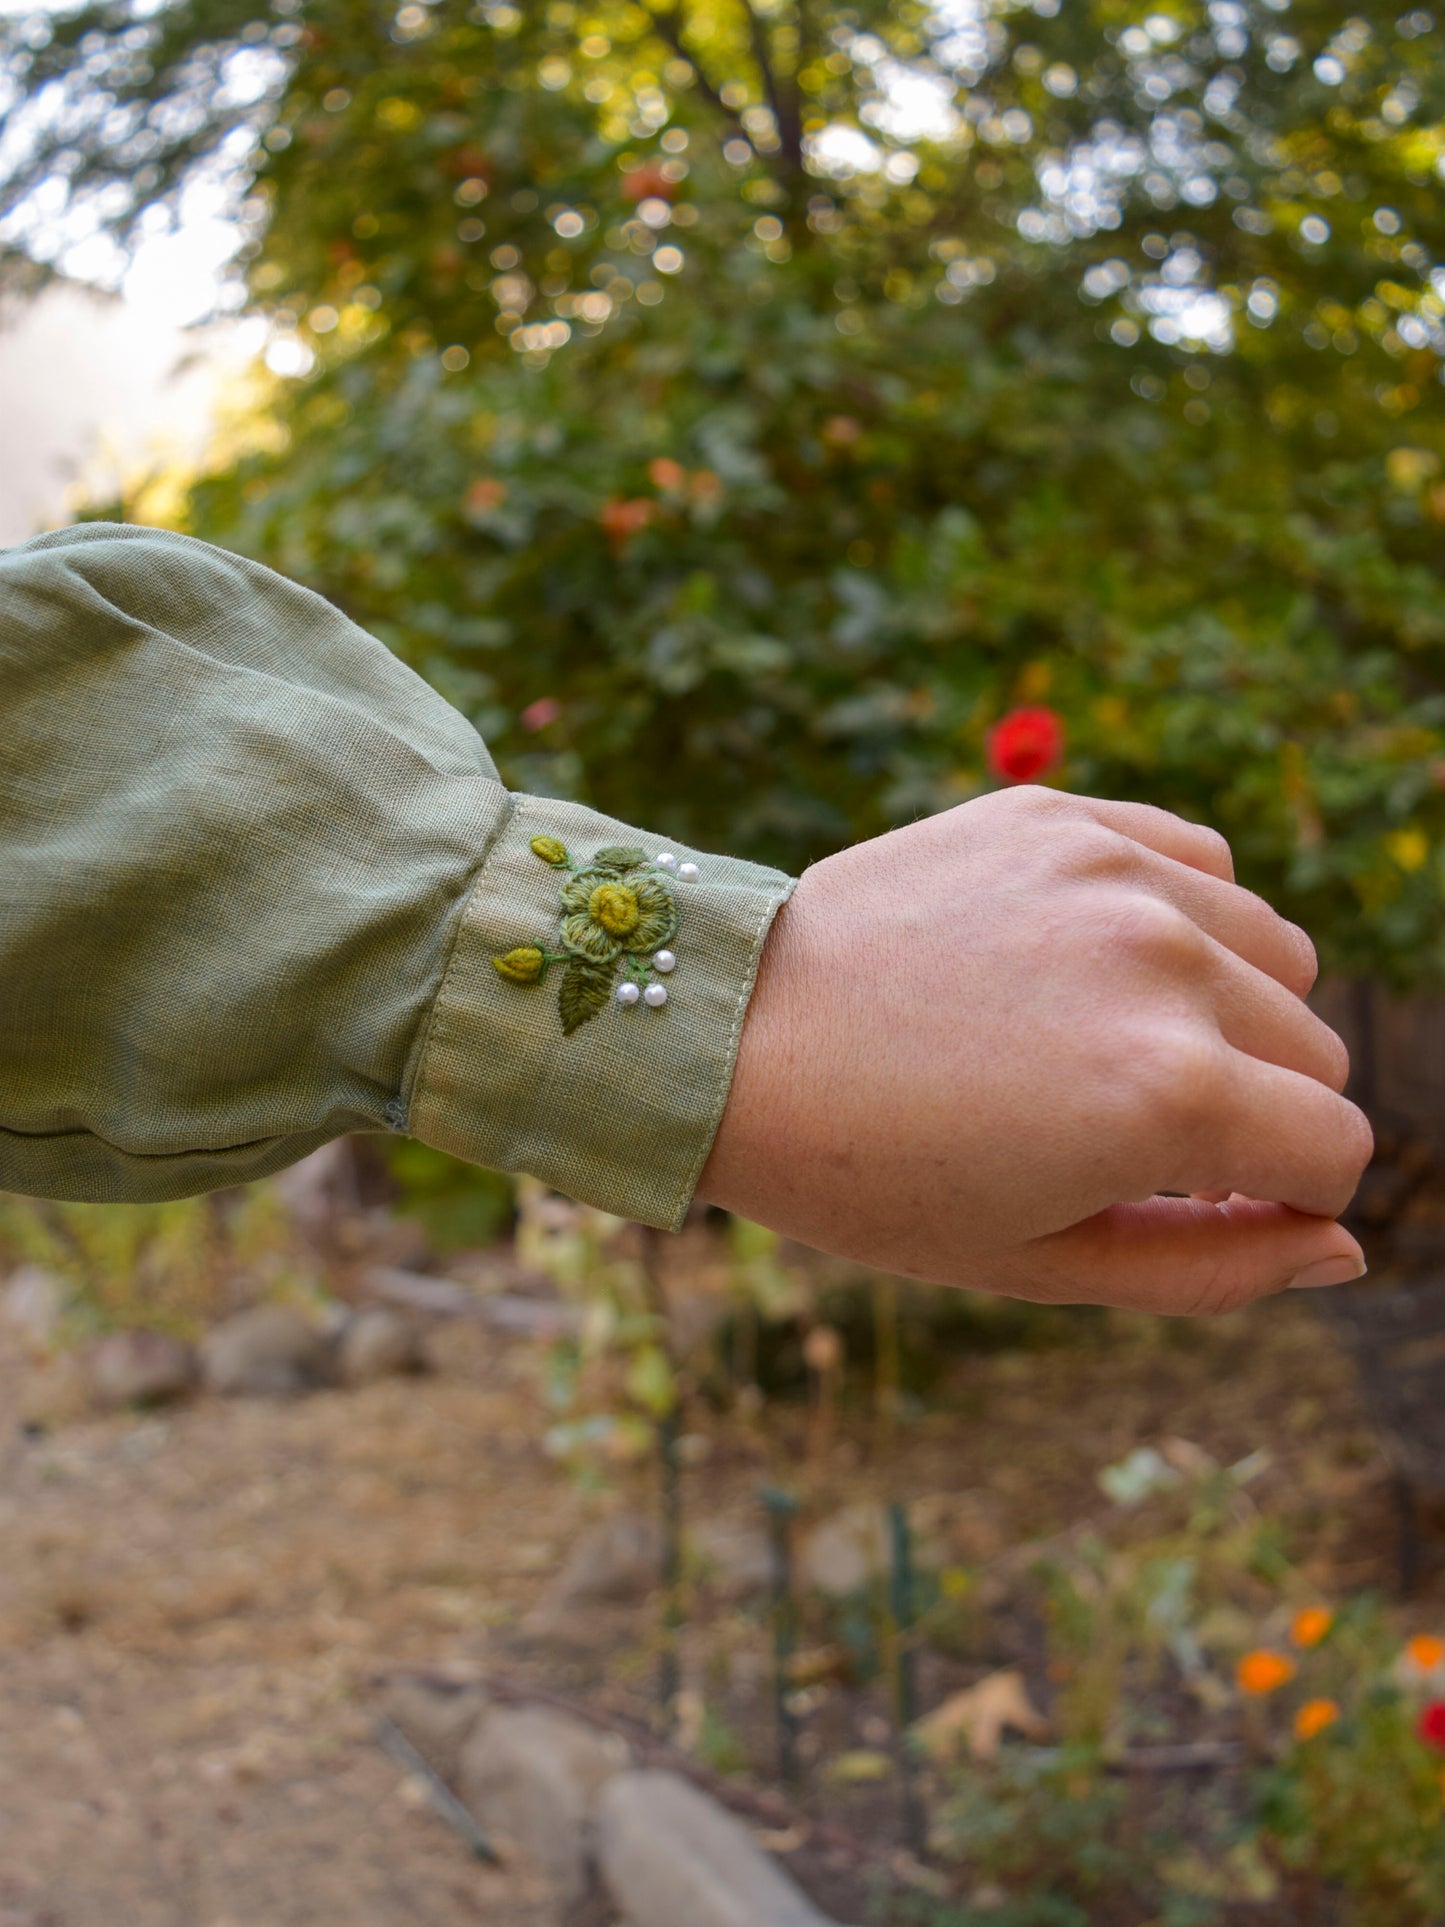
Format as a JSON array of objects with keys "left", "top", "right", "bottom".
[
  {"left": 3, "top": 2, "right": 1445, "bottom": 978},
  {"left": 516, "top": 1178, "right": 808, "bottom": 1476},
  {"left": 0, "top": 1188, "right": 314, "bottom": 1340},
  {"left": 918, "top": 1445, "right": 1445, "bottom": 1926}
]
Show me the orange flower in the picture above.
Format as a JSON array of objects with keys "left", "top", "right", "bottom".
[
  {"left": 598, "top": 497, "right": 654, "bottom": 553},
  {"left": 1407, "top": 1635, "right": 1445, "bottom": 1673},
  {"left": 1237, "top": 1649, "right": 1296, "bottom": 1696},
  {"left": 465, "top": 478, "right": 507, "bottom": 515},
  {"left": 1291, "top": 1607, "right": 1333, "bottom": 1649},
  {"left": 1294, "top": 1698, "right": 1340, "bottom": 1741},
  {"left": 648, "top": 457, "right": 687, "bottom": 492}
]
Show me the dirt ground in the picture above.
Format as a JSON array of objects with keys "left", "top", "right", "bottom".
[{"left": 0, "top": 1285, "right": 1433, "bottom": 1927}]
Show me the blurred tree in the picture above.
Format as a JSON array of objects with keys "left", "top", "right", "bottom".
[{"left": 4, "top": 0, "right": 1445, "bottom": 976}]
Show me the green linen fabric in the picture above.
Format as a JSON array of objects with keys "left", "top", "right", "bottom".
[{"left": 0, "top": 523, "right": 794, "bottom": 1229}]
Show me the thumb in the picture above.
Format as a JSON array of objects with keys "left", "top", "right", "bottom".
[{"left": 1005, "top": 1195, "right": 1365, "bottom": 1316}]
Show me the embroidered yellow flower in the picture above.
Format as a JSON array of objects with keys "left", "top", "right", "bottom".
[
  {"left": 493, "top": 838, "right": 684, "bottom": 1034},
  {"left": 559, "top": 865, "right": 677, "bottom": 965}
]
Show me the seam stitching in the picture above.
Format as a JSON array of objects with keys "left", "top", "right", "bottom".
[
  {"left": 671, "top": 871, "right": 798, "bottom": 1233},
  {"left": 401, "top": 788, "right": 521, "bottom": 1131}
]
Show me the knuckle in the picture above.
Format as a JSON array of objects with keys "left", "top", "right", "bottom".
[
  {"left": 1181, "top": 1269, "right": 1256, "bottom": 1319},
  {"left": 1129, "top": 1023, "right": 1225, "bottom": 1142},
  {"left": 1066, "top": 823, "right": 1134, "bottom": 879},
  {"left": 1287, "top": 921, "right": 1320, "bottom": 992},
  {"left": 998, "top": 783, "right": 1066, "bottom": 820},
  {"left": 1195, "top": 823, "right": 1235, "bottom": 877},
  {"left": 1317, "top": 1023, "right": 1351, "bottom": 1094},
  {"left": 1101, "top": 892, "right": 1201, "bottom": 969},
  {"left": 1339, "top": 1099, "right": 1375, "bottom": 1176}
]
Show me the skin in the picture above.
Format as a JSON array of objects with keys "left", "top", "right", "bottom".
[{"left": 698, "top": 788, "right": 1373, "bottom": 1316}]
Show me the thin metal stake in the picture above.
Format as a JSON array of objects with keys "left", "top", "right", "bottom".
[
  {"left": 888, "top": 1500, "right": 927, "bottom": 1858},
  {"left": 373, "top": 1714, "right": 498, "bottom": 1863},
  {"left": 658, "top": 1405, "right": 684, "bottom": 1734},
  {"left": 761, "top": 1485, "right": 801, "bottom": 1782}
]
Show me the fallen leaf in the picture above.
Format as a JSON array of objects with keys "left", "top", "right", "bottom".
[
  {"left": 912, "top": 1669, "right": 1047, "bottom": 1763},
  {"left": 825, "top": 1748, "right": 894, "bottom": 1785}
]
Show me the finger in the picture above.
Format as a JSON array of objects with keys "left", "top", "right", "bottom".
[
  {"left": 1165, "top": 1051, "right": 1373, "bottom": 1217},
  {"left": 1129, "top": 847, "right": 1318, "bottom": 997},
  {"left": 1074, "top": 797, "right": 1236, "bottom": 883},
  {"left": 1205, "top": 941, "right": 1349, "bottom": 1090},
  {"left": 1005, "top": 1195, "right": 1365, "bottom": 1316}
]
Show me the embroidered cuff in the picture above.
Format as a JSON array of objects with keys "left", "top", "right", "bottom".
[{"left": 406, "top": 795, "right": 796, "bottom": 1230}]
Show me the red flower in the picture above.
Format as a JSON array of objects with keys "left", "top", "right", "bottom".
[
  {"left": 443, "top": 144, "right": 492, "bottom": 182},
  {"left": 987, "top": 706, "right": 1065, "bottom": 785},
  {"left": 519, "top": 696, "right": 561, "bottom": 733},
  {"left": 621, "top": 162, "right": 674, "bottom": 203},
  {"left": 1417, "top": 1702, "right": 1445, "bottom": 1754}
]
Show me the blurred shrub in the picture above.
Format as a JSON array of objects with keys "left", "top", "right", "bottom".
[
  {"left": 0, "top": 1186, "right": 316, "bottom": 1340},
  {"left": 6, "top": 2, "right": 1445, "bottom": 977},
  {"left": 381, "top": 1139, "right": 515, "bottom": 1253},
  {"left": 916, "top": 1447, "right": 1445, "bottom": 1926}
]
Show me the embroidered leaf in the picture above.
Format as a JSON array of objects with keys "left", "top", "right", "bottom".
[
  {"left": 559, "top": 957, "right": 615, "bottom": 1035},
  {"left": 530, "top": 835, "right": 569, "bottom": 867},
  {"left": 590, "top": 845, "right": 647, "bottom": 874},
  {"left": 493, "top": 945, "right": 545, "bottom": 984}
]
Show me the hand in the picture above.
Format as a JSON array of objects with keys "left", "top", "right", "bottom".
[{"left": 699, "top": 787, "right": 1371, "bottom": 1315}]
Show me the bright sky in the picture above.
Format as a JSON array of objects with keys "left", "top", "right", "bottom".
[{"left": 0, "top": 262, "right": 254, "bottom": 545}]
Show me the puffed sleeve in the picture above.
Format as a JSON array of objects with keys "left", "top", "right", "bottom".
[{"left": 0, "top": 523, "right": 794, "bottom": 1227}]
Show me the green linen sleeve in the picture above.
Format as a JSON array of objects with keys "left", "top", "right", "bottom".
[{"left": 0, "top": 523, "right": 794, "bottom": 1229}]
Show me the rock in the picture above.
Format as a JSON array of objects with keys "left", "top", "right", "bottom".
[
  {"left": 2, "top": 1265, "right": 66, "bottom": 1351},
  {"left": 373, "top": 1676, "right": 489, "bottom": 1781},
  {"left": 18, "top": 1353, "right": 90, "bottom": 1432},
  {"left": 801, "top": 1501, "right": 945, "bottom": 1598},
  {"left": 596, "top": 1770, "right": 842, "bottom": 1927},
  {"left": 336, "top": 1307, "right": 427, "bottom": 1386},
  {"left": 692, "top": 1517, "right": 772, "bottom": 1603},
  {"left": 200, "top": 1305, "right": 331, "bottom": 1398},
  {"left": 83, "top": 1330, "right": 197, "bottom": 1410},
  {"left": 550, "top": 1513, "right": 663, "bottom": 1607},
  {"left": 269, "top": 1140, "right": 361, "bottom": 1235},
  {"left": 801, "top": 1503, "right": 891, "bottom": 1598},
  {"left": 521, "top": 1512, "right": 662, "bottom": 1651},
  {"left": 458, "top": 1705, "right": 629, "bottom": 1905},
  {"left": 519, "top": 1597, "right": 643, "bottom": 1656}
]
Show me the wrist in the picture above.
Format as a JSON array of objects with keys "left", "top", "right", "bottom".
[{"left": 697, "top": 865, "right": 820, "bottom": 1220}]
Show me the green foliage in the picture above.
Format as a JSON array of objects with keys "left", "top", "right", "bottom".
[
  {"left": 382, "top": 1137, "right": 515, "bottom": 1249},
  {"left": 920, "top": 1446, "right": 1445, "bottom": 1926},
  {"left": 1256, "top": 1653, "right": 1445, "bottom": 1924},
  {"left": 0, "top": 1187, "right": 310, "bottom": 1337},
  {"left": 6, "top": 1, "right": 1445, "bottom": 973}
]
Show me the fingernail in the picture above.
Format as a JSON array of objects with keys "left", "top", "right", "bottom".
[{"left": 1288, "top": 1256, "right": 1367, "bottom": 1291}]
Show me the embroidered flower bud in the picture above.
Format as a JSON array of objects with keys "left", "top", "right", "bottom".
[
  {"left": 529, "top": 835, "right": 569, "bottom": 867},
  {"left": 493, "top": 945, "right": 545, "bottom": 984}
]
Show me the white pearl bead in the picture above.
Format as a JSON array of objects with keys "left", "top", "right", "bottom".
[
  {"left": 654, "top": 852, "right": 678, "bottom": 871},
  {"left": 643, "top": 983, "right": 668, "bottom": 1008},
  {"left": 616, "top": 981, "right": 641, "bottom": 1005},
  {"left": 653, "top": 949, "right": 676, "bottom": 974},
  {"left": 677, "top": 862, "right": 700, "bottom": 883}
]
